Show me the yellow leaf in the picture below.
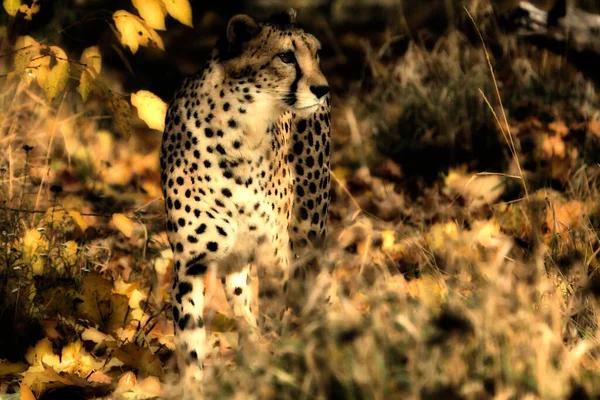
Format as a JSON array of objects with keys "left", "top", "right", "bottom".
[
  {"left": 108, "top": 92, "right": 133, "bottom": 138},
  {"left": 380, "top": 230, "right": 395, "bottom": 250},
  {"left": 0, "top": 360, "right": 28, "bottom": 375},
  {"left": 81, "top": 327, "right": 114, "bottom": 344},
  {"left": 25, "top": 338, "right": 60, "bottom": 368},
  {"left": 426, "top": 222, "right": 460, "bottom": 253},
  {"left": 112, "top": 10, "right": 164, "bottom": 54},
  {"left": 68, "top": 210, "right": 89, "bottom": 231},
  {"left": 118, "top": 371, "right": 138, "bottom": 390},
  {"left": 19, "top": 383, "right": 36, "bottom": 400},
  {"left": 112, "top": 213, "right": 134, "bottom": 238},
  {"left": 137, "top": 376, "right": 163, "bottom": 397},
  {"left": 13, "top": 35, "right": 40, "bottom": 84},
  {"left": 142, "top": 180, "right": 162, "bottom": 199},
  {"left": 77, "top": 46, "right": 102, "bottom": 102},
  {"left": 80, "top": 45, "right": 101, "bottom": 74},
  {"left": 77, "top": 67, "right": 93, "bottom": 102},
  {"left": 20, "top": 229, "right": 49, "bottom": 275},
  {"left": 549, "top": 120, "right": 569, "bottom": 137},
  {"left": 18, "top": 0, "right": 40, "bottom": 20},
  {"left": 3, "top": 0, "right": 19, "bottom": 16},
  {"left": 60, "top": 241, "right": 79, "bottom": 268},
  {"left": 444, "top": 167, "right": 505, "bottom": 209},
  {"left": 42, "top": 206, "right": 67, "bottom": 225},
  {"left": 21, "top": 364, "right": 73, "bottom": 395},
  {"left": 88, "top": 371, "right": 112, "bottom": 384},
  {"left": 133, "top": 0, "right": 167, "bottom": 30},
  {"left": 59, "top": 340, "right": 94, "bottom": 376},
  {"left": 113, "top": 278, "right": 146, "bottom": 310},
  {"left": 161, "top": 0, "right": 192, "bottom": 27},
  {"left": 112, "top": 343, "right": 163, "bottom": 378},
  {"left": 77, "top": 272, "right": 132, "bottom": 333},
  {"left": 42, "top": 46, "right": 70, "bottom": 101},
  {"left": 208, "top": 331, "right": 239, "bottom": 351},
  {"left": 131, "top": 90, "right": 167, "bottom": 131},
  {"left": 407, "top": 275, "right": 447, "bottom": 308}
]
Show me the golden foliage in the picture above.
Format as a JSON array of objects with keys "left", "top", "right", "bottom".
[
  {"left": 132, "top": 0, "right": 167, "bottom": 30},
  {"left": 77, "top": 46, "right": 102, "bottom": 102},
  {"left": 161, "top": 0, "right": 193, "bottom": 27},
  {"left": 112, "top": 10, "right": 165, "bottom": 54},
  {"left": 131, "top": 90, "right": 167, "bottom": 131}
]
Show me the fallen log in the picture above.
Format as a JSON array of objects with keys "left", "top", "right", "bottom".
[
  {"left": 505, "top": 1, "right": 600, "bottom": 54},
  {"left": 500, "top": 1, "right": 600, "bottom": 83}
]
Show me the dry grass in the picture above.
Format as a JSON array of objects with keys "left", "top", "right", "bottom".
[{"left": 2, "top": 2, "right": 600, "bottom": 399}]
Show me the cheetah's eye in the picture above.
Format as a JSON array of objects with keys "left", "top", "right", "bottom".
[{"left": 278, "top": 51, "right": 296, "bottom": 64}]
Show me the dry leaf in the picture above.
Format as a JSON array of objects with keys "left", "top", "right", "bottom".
[
  {"left": 25, "top": 338, "right": 60, "bottom": 369},
  {"left": 0, "top": 360, "right": 28, "bottom": 375},
  {"left": 112, "top": 213, "right": 134, "bottom": 238},
  {"left": 88, "top": 371, "right": 112, "bottom": 384},
  {"left": 541, "top": 135, "right": 566, "bottom": 158},
  {"left": 137, "top": 376, "right": 163, "bottom": 396},
  {"left": 545, "top": 200, "right": 583, "bottom": 238},
  {"left": 77, "top": 272, "right": 132, "bottom": 333},
  {"left": 445, "top": 167, "right": 505, "bottom": 209},
  {"left": 118, "top": 371, "right": 137, "bottom": 390},
  {"left": 21, "top": 365, "right": 74, "bottom": 396},
  {"left": 112, "top": 343, "right": 163, "bottom": 378},
  {"left": 68, "top": 210, "right": 89, "bottom": 231},
  {"left": 549, "top": 120, "right": 569, "bottom": 137},
  {"left": 20, "top": 382, "right": 37, "bottom": 400},
  {"left": 107, "top": 92, "right": 133, "bottom": 138}
]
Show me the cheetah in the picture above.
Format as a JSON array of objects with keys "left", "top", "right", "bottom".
[{"left": 160, "top": 9, "right": 331, "bottom": 396}]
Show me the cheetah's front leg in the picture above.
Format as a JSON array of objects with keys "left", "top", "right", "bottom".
[{"left": 172, "top": 258, "right": 209, "bottom": 399}]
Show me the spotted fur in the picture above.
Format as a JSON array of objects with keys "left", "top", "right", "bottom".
[{"left": 160, "top": 9, "right": 330, "bottom": 397}]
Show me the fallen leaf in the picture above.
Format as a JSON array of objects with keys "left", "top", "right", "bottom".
[
  {"left": 444, "top": 167, "right": 505, "bottom": 209},
  {"left": 19, "top": 382, "right": 37, "bottom": 400},
  {"left": 25, "top": 338, "right": 60, "bottom": 369},
  {"left": 112, "top": 213, "right": 134, "bottom": 238},
  {"left": 88, "top": 371, "right": 112, "bottom": 384},
  {"left": 77, "top": 272, "right": 132, "bottom": 333}
]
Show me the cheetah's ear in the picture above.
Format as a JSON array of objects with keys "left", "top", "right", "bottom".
[
  {"left": 269, "top": 8, "right": 297, "bottom": 25},
  {"left": 226, "top": 14, "right": 260, "bottom": 45}
]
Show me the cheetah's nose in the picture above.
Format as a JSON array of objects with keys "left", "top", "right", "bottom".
[{"left": 310, "top": 85, "right": 330, "bottom": 99}]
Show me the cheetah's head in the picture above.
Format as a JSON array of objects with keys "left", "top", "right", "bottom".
[{"left": 218, "top": 9, "right": 329, "bottom": 116}]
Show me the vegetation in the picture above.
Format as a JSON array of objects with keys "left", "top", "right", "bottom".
[{"left": 1, "top": 1, "right": 600, "bottom": 399}]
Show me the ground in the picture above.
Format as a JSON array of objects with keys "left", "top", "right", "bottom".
[{"left": 1, "top": 1, "right": 600, "bottom": 399}]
